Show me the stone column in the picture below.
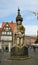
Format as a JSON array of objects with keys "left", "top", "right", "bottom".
[{"left": 9, "top": 43, "right": 11, "bottom": 52}]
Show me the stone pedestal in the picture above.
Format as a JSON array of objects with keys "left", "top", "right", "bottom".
[{"left": 11, "top": 46, "right": 28, "bottom": 56}]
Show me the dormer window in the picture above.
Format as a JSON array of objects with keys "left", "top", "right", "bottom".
[
  {"left": 6, "top": 28, "right": 8, "bottom": 29},
  {"left": 6, "top": 28, "right": 9, "bottom": 31},
  {"left": 6, "top": 24, "right": 8, "bottom": 26}
]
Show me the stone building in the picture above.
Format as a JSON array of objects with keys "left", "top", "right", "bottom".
[
  {"left": 25, "top": 36, "right": 37, "bottom": 45},
  {"left": 0, "top": 22, "right": 16, "bottom": 52}
]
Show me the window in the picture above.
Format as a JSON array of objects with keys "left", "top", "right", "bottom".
[
  {"left": 10, "top": 32, "right": 12, "bottom": 35},
  {"left": 7, "top": 32, "right": 12, "bottom": 35},
  {"left": 5, "top": 32, "right": 6, "bottom": 34},
  {"left": 2, "top": 32, "right": 6, "bottom": 35},
  {"left": 7, "top": 32, "right": 9, "bottom": 35},
  {"left": 5, "top": 28, "right": 9, "bottom": 31},
  {"left": 4, "top": 27, "right": 8, "bottom": 31},
  {"left": 2, "top": 32, "right": 4, "bottom": 34},
  {"left": 6, "top": 28, "right": 8, "bottom": 30},
  {"left": 1, "top": 36, "right": 12, "bottom": 40},
  {"left": 6, "top": 24, "right": 8, "bottom": 26}
]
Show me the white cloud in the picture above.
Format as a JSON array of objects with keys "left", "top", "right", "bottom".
[
  {"left": 0, "top": 0, "right": 38, "bottom": 18},
  {"left": 24, "top": 25, "right": 37, "bottom": 36},
  {"left": 0, "top": 0, "right": 38, "bottom": 36}
]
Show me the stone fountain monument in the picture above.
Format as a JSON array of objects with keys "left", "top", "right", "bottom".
[{"left": 11, "top": 8, "right": 28, "bottom": 56}]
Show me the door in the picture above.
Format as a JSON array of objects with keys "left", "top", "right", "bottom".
[{"left": 5, "top": 46, "right": 9, "bottom": 52}]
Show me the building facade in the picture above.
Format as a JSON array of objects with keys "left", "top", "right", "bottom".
[{"left": 0, "top": 22, "right": 16, "bottom": 52}]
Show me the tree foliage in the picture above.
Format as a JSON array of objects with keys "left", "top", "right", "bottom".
[{"left": 35, "top": 38, "right": 38, "bottom": 44}]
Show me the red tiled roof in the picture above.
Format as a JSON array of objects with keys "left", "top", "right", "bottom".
[
  {"left": 2, "top": 22, "right": 6, "bottom": 27},
  {"left": 0, "top": 22, "right": 16, "bottom": 32},
  {"left": 9, "top": 23, "right": 16, "bottom": 31},
  {"left": 25, "top": 35, "right": 37, "bottom": 39}
]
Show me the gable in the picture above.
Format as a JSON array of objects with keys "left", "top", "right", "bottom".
[
  {"left": 0, "top": 22, "right": 16, "bottom": 32},
  {"left": 2, "top": 23, "right": 12, "bottom": 32}
]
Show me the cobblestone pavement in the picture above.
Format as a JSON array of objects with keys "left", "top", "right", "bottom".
[{"left": 0, "top": 48, "right": 38, "bottom": 65}]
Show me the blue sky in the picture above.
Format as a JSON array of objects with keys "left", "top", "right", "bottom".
[{"left": 0, "top": 0, "right": 38, "bottom": 36}]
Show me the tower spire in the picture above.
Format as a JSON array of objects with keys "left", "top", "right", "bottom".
[
  {"left": 18, "top": 8, "right": 20, "bottom": 16},
  {"left": 16, "top": 8, "right": 23, "bottom": 22}
]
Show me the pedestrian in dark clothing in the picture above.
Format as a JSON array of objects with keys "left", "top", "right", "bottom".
[{"left": 33, "top": 46, "right": 36, "bottom": 52}]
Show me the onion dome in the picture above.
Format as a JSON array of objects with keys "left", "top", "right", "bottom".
[{"left": 16, "top": 8, "right": 23, "bottom": 22}]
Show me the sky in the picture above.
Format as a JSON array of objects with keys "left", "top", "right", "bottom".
[{"left": 0, "top": 0, "right": 38, "bottom": 36}]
